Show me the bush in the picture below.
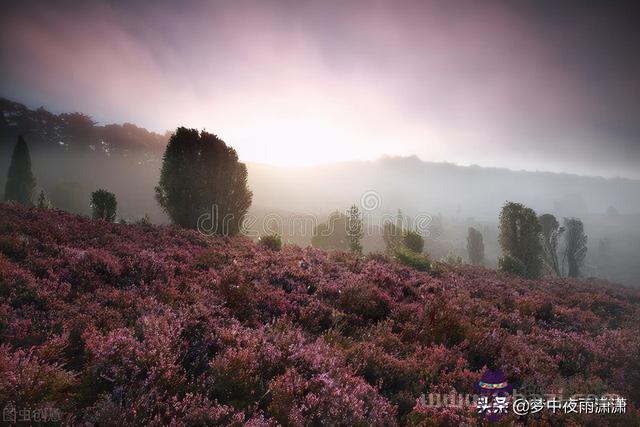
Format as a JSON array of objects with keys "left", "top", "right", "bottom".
[
  {"left": 403, "top": 230, "right": 424, "bottom": 253},
  {"left": 36, "top": 190, "right": 54, "bottom": 209},
  {"left": 338, "top": 283, "right": 391, "bottom": 322},
  {"left": 259, "top": 234, "right": 282, "bottom": 251},
  {"left": 394, "top": 247, "right": 431, "bottom": 272},
  {"left": 444, "top": 252, "right": 463, "bottom": 265},
  {"left": 90, "top": 189, "right": 117, "bottom": 222},
  {"left": 498, "top": 253, "right": 526, "bottom": 277},
  {"left": 134, "top": 213, "right": 152, "bottom": 226}
]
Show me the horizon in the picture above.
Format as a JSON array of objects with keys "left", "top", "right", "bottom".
[
  {"left": 4, "top": 94, "right": 640, "bottom": 182},
  {"left": 2, "top": 1, "right": 640, "bottom": 178}
]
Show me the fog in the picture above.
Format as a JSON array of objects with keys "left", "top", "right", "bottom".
[
  {"left": 2, "top": 1, "right": 640, "bottom": 178},
  {"left": 2, "top": 97, "right": 640, "bottom": 286}
]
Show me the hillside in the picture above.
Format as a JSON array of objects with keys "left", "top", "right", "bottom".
[{"left": 1, "top": 203, "right": 639, "bottom": 425}]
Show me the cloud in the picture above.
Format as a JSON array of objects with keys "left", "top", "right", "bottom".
[{"left": 1, "top": 0, "right": 638, "bottom": 178}]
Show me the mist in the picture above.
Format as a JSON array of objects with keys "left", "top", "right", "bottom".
[
  {"left": 2, "top": 97, "right": 640, "bottom": 286},
  {"left": 2, "top": 0, "right": 640, "bottom": 178}
]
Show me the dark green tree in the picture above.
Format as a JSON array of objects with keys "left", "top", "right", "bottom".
[
  {"left": 346, "top": 205, "right": 363, "bottom": 254},
  {"left": 498, "top": 202, "right": 542, "bottom": 279},
  {"left": 155, "top": 128, "right": 252, "bottom": 234},
  {"left": 539, "top": 213, "right": 563, "bottom": 276},
  {"left": 403, "top": 230, "right": 424, "bottom": 254},
  {"left": 91, "top": 189, "right": 117, "bottom": 222},
  {"left": 563, "top": 217, "right": 587, "bottom": 278},
  {"left": 4, "top": 136, "right": 36, "bottom": 205},
  {"left": 467, "top": 227, "right": 484, "bottom": 265}
]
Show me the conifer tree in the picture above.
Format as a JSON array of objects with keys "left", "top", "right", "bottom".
[{"left": 4, "top": 136, "right": 36, "bottom": 205}]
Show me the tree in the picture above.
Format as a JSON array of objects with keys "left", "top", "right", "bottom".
[
  {"left": 36, "top": 190, "right": 53, "bottom": 209},
  {"left": 346, "top": 205, "right": 363, "bottom": 254},
  {"left": 563, "top": 217, "right": 587, "bottom": 278},
  {"left": 91, "top": 189, "right": 117, "bottom": 222},
  {"left": 382, "top": 210, "right": 404, "bottom": 254},
  {"left": 4, "top": 136, "right": 36, "bottom": 205},
  {"left": 467, "top": 227, "right": 484, "bottom": 265},
  {"left": 428, "top": 213, "right": 444, "bottom": 239},
  {"left": 311, "top": 211, "right": 349, "bottom": 250},
  {"left": 155, "top": 127, "right": 252, "bottom": 234},
  {"left": 498, "top": 253, "right": 526, "bottom": 277},
  {"left": 403, "top": 230, "right": 424, "bottom": 254},
  {"left": 539, "top": 213, "right": 563, "bottom": 276},
  {"left": 498, "top": 202, "right": 542, "bottom": 279}
]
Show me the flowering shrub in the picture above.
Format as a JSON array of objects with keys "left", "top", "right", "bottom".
[{"left": 1, "top": 203, "right": 639, "bottom": 425}]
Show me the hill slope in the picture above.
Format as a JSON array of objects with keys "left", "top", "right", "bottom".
[{"left": 1, "top": 204, "right": 639, "bottom": 425}]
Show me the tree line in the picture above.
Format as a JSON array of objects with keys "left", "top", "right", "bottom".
[{"left": 4, "top": 133, "right": 587, "bottom": 278}]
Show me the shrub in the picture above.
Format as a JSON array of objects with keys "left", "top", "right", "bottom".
[
  {"left": 403, "top": 230, "right": 424, "bottom": 253},
  {"left": 394, "top": 247, "right": 431, "bottom": 272},
  {"left": 258, "top": 234, "right": 282, "bottom": 251},
  {"left": 36, "top": 190, "right": 54, "bottom": 209},
  {"left": 90, "top": 189, "right": 117, "bottom": 222},
  {"left": 134, "top": 213, "right": 152, "bottom": 226},
  {"left": 338, "top": 283, "right": 391, "bottom": 322},
  {"left": 498, "top": 254, "right": 526, "bottom": 277},
  {"left": 444, "top": 252, "right": 463, "bottom": 265},
  {"left": 0, "top": 234, "right": 27, "bottom": 260}
]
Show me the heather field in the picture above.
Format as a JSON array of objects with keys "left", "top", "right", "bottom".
[{"left": 1, "top": 203, "right": 639, "bottom": 425}]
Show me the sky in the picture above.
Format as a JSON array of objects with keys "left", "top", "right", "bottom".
[{"left": 1, "top": 0, "right": 639, "bottom": 178}]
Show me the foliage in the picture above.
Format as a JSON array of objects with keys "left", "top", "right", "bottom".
[
  {"left": 311, "top": 211, "right": 349, "bottom": 250},
  {"left": 155, "top": 127, "right": 252, "bottom": 235},
  {"left": 134, "top": 213, "right": 152, "bottom": 226},
  {"left": 1, "top": 204, "right": 640, "bottom": 425},
  {"left": 383, "top": 210, "right": 404, "bottom": 254},
  {"left": 563, "top": 217, "right": 588, "bottom": 278},
  {"left": 498, "top": 253, "right": 526, "bottom": 277},
  {"left": 394, "top": 247, "right": 431, "bottom": 271},
  {"left": 346, "top": 205, "right": 364, "bottom": 254},
  {"left": 258, "top": 233, "right": 282, "bottom": 251},
  {"left": 403, "top": 230, "right": 424, "bottom": 254},
  {"left": 466, "top": 227, "right": 484, "bottom": 265},
  {"left": 539, "top": 213, "right": 563, "bottom": 276},
  {"left": 4, "top": 136, "right": 36, "bottom": 206},
  {"left": 444, "top": 252, "right": 463, "bottom": 265},
  {"left": 498, "top": 202, "right": 543, "bottom": 279},
  {"left": 36, "top": 190, "right": 53, "bottom": 209},
  {"left": 90, "top": 189, "right": 117, "bottom": 222}
]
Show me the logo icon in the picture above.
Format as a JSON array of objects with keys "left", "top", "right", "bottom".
[{"left": 475, "top": 369, "right": 513, "bottom": 422}]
